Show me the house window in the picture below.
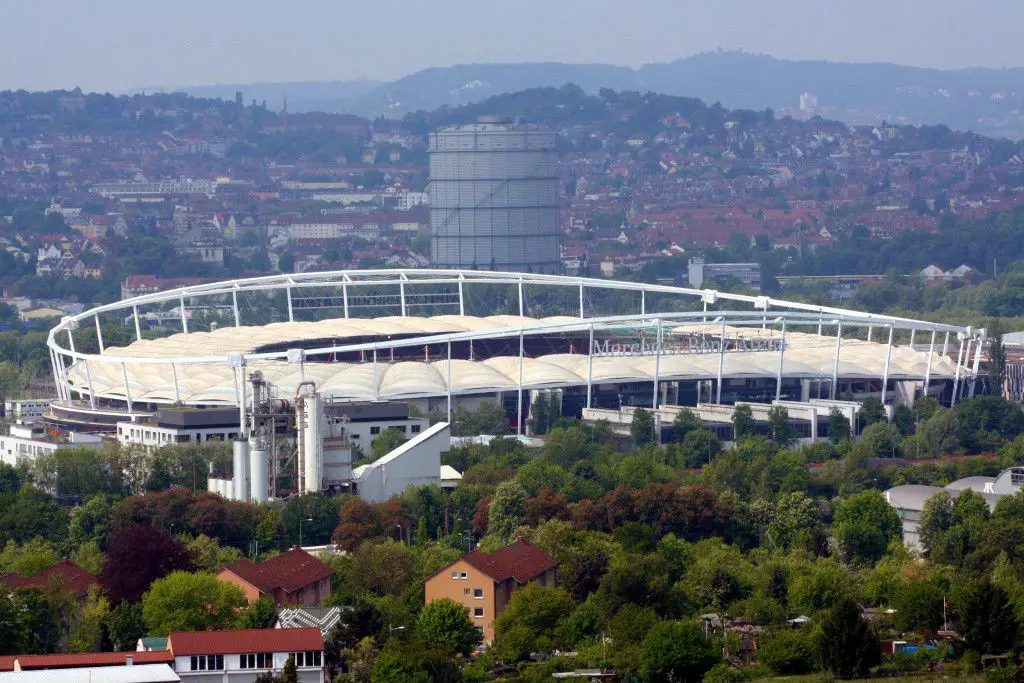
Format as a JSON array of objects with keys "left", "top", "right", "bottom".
[
  {"left": 289, "top": 651, "right": 322, "bottom": 667},
  {"left": 239, "top": 653, "right": 273, "bottom": 669},
  {"left": 451, "top": 570, "right": 459, "bottom": 579},
  {"left": 370, "top": 426, "right": 381, "bottom": 435},
  {"left": 473, "top": 588, "right": 484, "bottom": 599},
  {"left": 460, "top": 572, "right": 468, "bottom": 579},
  {"left": 464, "top": 588, "right": 470, "bottom": 595},
  {"left": 191, "top": 655, "right": 223, "bottom": 671},
  {"left": 411, "top": 424, "right": 421, "bottom": 434},
  {"left": 473, "top": 607, "right": 484, "bottom": 618}
]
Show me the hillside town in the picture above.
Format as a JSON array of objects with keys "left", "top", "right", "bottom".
[{"left": 0, "top": 86, "right": 1020, "bottom": 322}]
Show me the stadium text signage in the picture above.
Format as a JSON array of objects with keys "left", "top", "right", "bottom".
[{"left": 591, "top": 335, "right": 784, "bottom": 357}]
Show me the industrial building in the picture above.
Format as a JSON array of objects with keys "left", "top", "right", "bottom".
[
  {"left": 429, "top": 118, "right": 560, "bottom": 273},
  {"left": 2, "top": 399, "right": 52, "bottom": 425},
  {"left": 351, "top": 421, "right": 452, "bottom": 502},
  {"left": 885, "top": 467, "right": 1024, "bottom": 547},
  {"left": 688, "top": 258, "right": 762, "bottom": 291},
  {"left": 44, "top": 268, "right": 986, "bottom": 502}
]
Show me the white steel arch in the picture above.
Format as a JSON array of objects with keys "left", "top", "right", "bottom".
[{"left": 47, "top": 269, "right": 983, "bottom": 410}]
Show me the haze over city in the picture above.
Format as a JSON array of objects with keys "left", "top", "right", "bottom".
[{"left": 1, "top": 0, "right": 1023, "bottom": 91}]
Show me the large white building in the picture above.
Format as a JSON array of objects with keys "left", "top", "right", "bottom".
[
  {"left": 116, "top": 407, "right": 241, "bottom": 450},
  {"left": 0, "top": 424, "right": 102, "bottom": 467},
  {"left": 886, "top": 467, "right": 1024, "bottom": 547}
]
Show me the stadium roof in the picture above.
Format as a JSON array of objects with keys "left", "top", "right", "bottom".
[{"left": 62, "top": 316, "right": 960, "bottom": 406}]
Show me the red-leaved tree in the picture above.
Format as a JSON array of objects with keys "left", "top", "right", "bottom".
[{"left": 101, "top": 525, "right": 194, "bottom": 603}]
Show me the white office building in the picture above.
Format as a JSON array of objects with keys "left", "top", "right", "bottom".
[{"left": 0, "top": 424, "right": 102, "bottom": 467}]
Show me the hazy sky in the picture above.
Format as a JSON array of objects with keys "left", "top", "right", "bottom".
[{"left": 1, "top": 0, "right": 1022, "bottom": 92}]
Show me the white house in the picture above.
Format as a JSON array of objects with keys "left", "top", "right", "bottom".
[{"left": 166, "top": 628, "right": 324, "bottom": 683}]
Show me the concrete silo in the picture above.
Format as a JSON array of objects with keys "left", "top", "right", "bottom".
[{"left": 429, "top": 117, "right": 560, "bottom": 273}]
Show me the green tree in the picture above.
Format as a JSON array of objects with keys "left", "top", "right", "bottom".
[
  {"left": 494, "top": 583, "right": 575, "bottom": 658},
  {"left": 69, "top": 494, "right": 115, "bottom": 549},
  {"left": 858, "top": 396, "right": 887, "bottom": 429},
  {"left": 827, "top": 407, "right": 851, "bottom": 443},
  {"left": 487, "top": 481, "right": 527, "bottom": 542},
  {"left": 186, "top": 534, "right": 243, "bottom": 572},
  {"left": 282, "top": 656, "right": 298, "bottom": 683},
  {"left": 756, "top": 628, "right": 816, "bottom": 675},
  {"left": 0, "top": 537, "right": 58, "bottom": 576},
  {"left": 671, "top": 408, "right": 702, "bottom": 441},
  {"left": 833, "top": 490, "right": 903, "bottom": 565},
  {"left": 371, "top": 640, "right": 429, "bottom": 683},
  {"left": 918, "top": 490, "right": 954, "bottom": 557},
  {"left": 416, "top": 598, "right": 481, "bottom": 656},
  {"left": 631, "top": 407, "right": 656, "bottom": 446},
  {"left": 104, "top": 601, "right": 146, "bottom": 652},
  {"left": 638, "top": 620, "right": 719, "bottom": 683},
  {"left": 767, "top": 405, "right": 795, "bottom": 447},
  {"left": 0, "top": 361, "right": 21, "bottom": 406},
  {"left": 68, "top": 586, "right": 109, "bottom": 653},
  {"left": 817, "top": 598, "right": 881, "bottom": 678},
  {"left": 954, "top": 578, "right": 1019, "bottom": 655},
  {"left": 13, "top": 586, "right": 73, "bottom": 654},
  {"left": 732, "top": 404, "right": 757, "bottom": 442},
  {"left": 235, "top": 596, "right": 278, "bottom": 629},
  {"left": 141, "top": 571, "right": 247, "bottom": 636},
  {"left": 370, "top": 428, "right": 406, "bottom": 462}
]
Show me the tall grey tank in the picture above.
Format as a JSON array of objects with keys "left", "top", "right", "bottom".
[{"left": 429, "top": 118, "right": 560, "bottom": 273}]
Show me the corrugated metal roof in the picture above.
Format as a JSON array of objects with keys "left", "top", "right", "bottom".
[
  {"left": 0, "top": 664, "right": 179, "bottom": 683},
  {"left": 10, "top": 653, "right": 172, "bottom": 671}
]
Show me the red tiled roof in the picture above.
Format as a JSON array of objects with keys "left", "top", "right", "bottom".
[
  {"left": 0, "top": 559, "right": 98, "bottom": 599},
  {"left": 459, "top": 539, "right": 558, "bottom": 584},
  {"left": 221, "top": 548, "right": 333, "bottom": 595},
  {"left": 12, "top": 651, "right": 173, "bottom": 670},
  {"left": 168, "top": 627, "right": 323, "bottom": 656}
]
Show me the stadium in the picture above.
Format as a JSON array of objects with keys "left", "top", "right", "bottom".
[{"left": 46, "top": 269, "right": 983, "bottom": 428}]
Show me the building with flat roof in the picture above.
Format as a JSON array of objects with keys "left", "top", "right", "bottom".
[
  {"left": 0, "top": 424, "right": 102, "bottom": 468},
  {"left": 688, "top": 258, "right": 762, "bottom": 291}
]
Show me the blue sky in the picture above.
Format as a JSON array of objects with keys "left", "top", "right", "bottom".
[{"left": 1, "top": 0, "right": 1021, "bottom": 92}]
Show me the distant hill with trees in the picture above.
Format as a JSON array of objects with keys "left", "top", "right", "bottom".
[{"left": 180, "top": 51, "right": 1024, "bottom": 137}]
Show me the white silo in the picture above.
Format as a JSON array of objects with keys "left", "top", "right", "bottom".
[
  {"left": 249, "top": 444, "right": 269, "bottom": 502},
  {"left": 232, "top": 439, "right": 250, "bottom": 501}
]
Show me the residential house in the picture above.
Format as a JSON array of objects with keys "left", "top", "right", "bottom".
[
  {"left": 0, "top": 559, "right": 98, "bottom": 602},
  {"left": 217, "top": 548, "right": 333, "bottom": 607},
  {"left": 121, "top": 276, "right": 206, "bottom": 300},
  {"left": 425, "top": 538, "right": 558, "bottom": 644}
]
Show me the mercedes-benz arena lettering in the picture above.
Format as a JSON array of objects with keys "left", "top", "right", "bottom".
[{"left": 46, "top": 269, "right": 983, "bottom": 497}]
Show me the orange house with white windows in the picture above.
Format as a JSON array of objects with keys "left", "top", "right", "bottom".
[{"left": 424, "top": 538, "right": 558, "bottom": 644}]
